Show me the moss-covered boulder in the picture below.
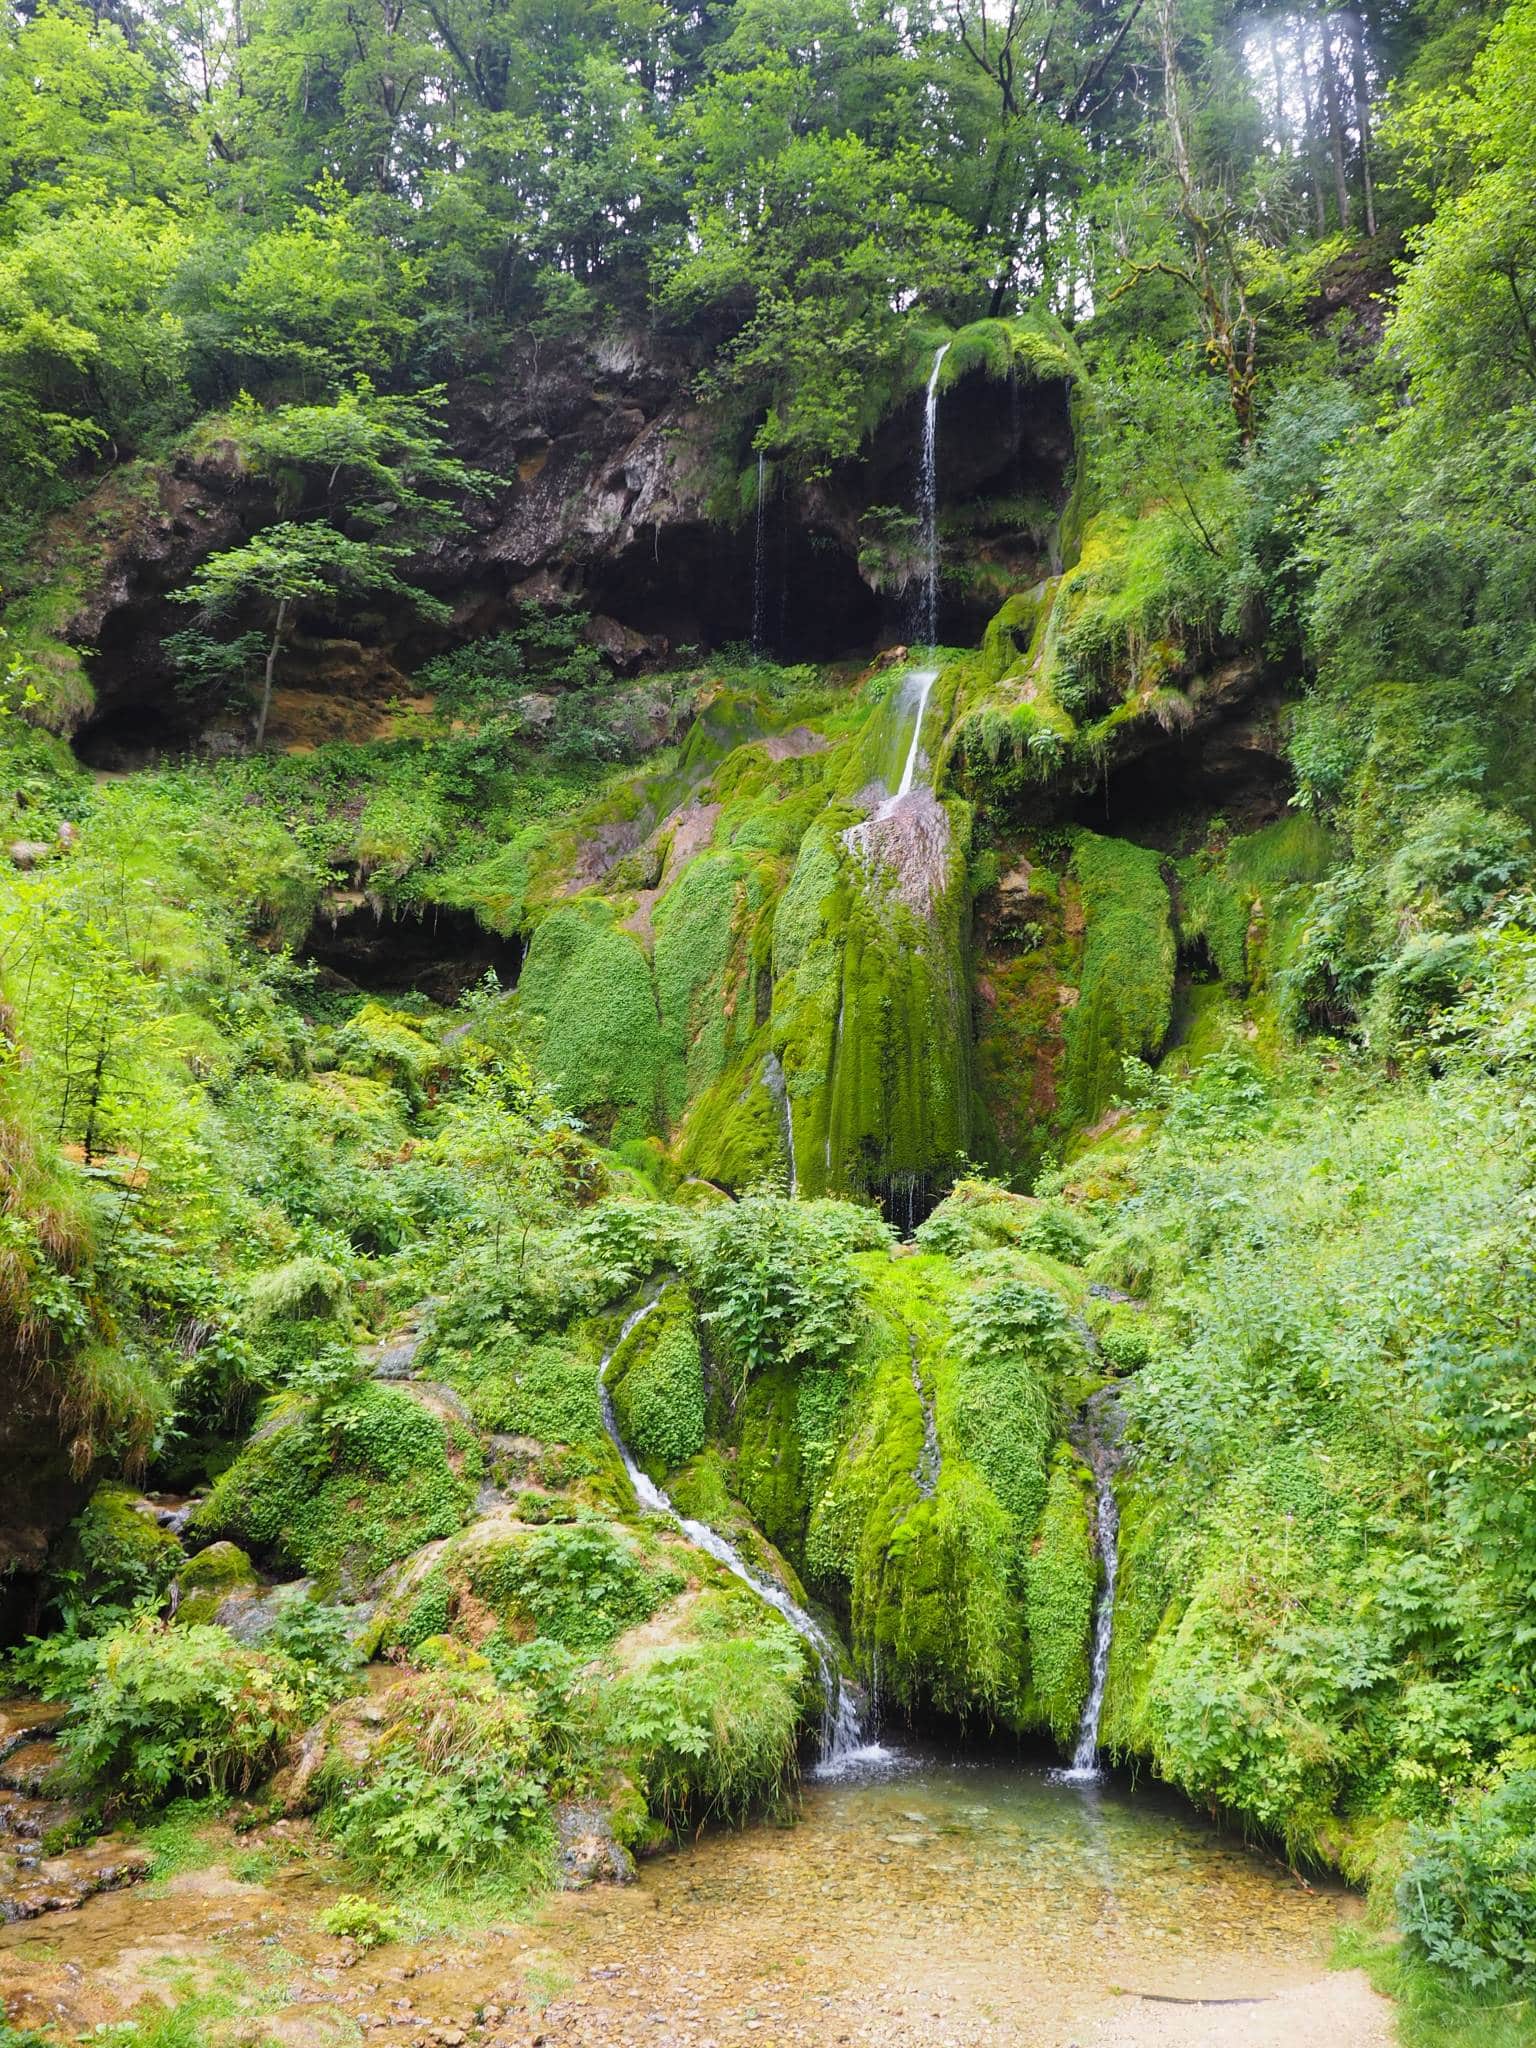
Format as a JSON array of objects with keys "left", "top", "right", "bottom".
[
  {"left": 605, "top": 1287, "right": 706, "bottom": 1483},
  {"left": 65, "top": 1485, "right": 185, "bottom": 1610},
  {"left": 189, "top": 1385, "right": 478, "bottom": 1594},
  {"left": 376, "top": 1513, "right": 684, "bottom": 1656},
  {"left": 173, "top": 1540, "right": 258, "bottom": 1625}
]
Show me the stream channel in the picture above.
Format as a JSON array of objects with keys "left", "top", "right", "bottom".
[{"left": 0, "top": 1747, "right": 1388, "bottom": 2048}]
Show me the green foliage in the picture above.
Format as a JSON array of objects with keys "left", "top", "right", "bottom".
[
  {"left": 688, "top": 1192, "right": 878, "bottom": 1392},
  {"left": 517, "top": 902, "right": 664, "bottom": 1143},
  {"left": 442, "top": 1520, "right": 674, "bottom": 1653},
  {"left": 607, "top": 1289, "right": 706, "bottom": 1478},
  {"left": 59, "top": 1622, "right": 311, "bottom": 1806},
  {"left": 606, "top": 1624, "right": 808, "bottom": 1828},
  {"left": 321, "top": 1670, "right": 553, "bottom": 1894},
  {"left": 1399, "top": 1772, "right": 1536, "bottom": 1991},
  {"left": 67, "top": 1484, "right": 184, "bottom": 1611},
  {"left": 317, "top": 1894, "right": 402, "bottom": 1949}
]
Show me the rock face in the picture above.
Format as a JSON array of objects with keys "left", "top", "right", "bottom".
[
  {"left": 32, "top": 332, "right": 1070, "bottom": 759},
  {"left": 0, "top": 1381, "right": 93, "bottom": 1644}
]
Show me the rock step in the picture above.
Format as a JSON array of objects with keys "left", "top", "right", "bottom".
[
  {"left": 0, "top": 1786, "right": 70, "bottom": 1844},
  {"left": 0, "top": 1740, "right": 63, "bottom": 1798},
  {"left": 0, "top": 1841, "right": 152, "bottom": 1923}
]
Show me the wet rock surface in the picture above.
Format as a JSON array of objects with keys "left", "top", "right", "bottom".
[{"left": 0, "top": 1703, "right": 150, "bottom": 1925}]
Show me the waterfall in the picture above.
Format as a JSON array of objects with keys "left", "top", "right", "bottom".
[
  {"left": 599, "top": 1298, "right": 883, "bottom": 1774},
  {"left": 916, "top": 342, "right": 951, "bottom": 648},
  {"left": 1063, "top": 1389, "right": 1124, "bottom": 1779},
  {"left": 751, "top": 451, "right": 768, "bottom": 656},
  {"left": 894, "top": 666, "right": 938, "bottom": 799},
  {"left": 762, "top": 1051, "right": 797, "bottom": 1197}
]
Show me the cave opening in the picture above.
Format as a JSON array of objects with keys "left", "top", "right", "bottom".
[{"left": 301, "top": 900, "right": 524, "bottom": 1005}]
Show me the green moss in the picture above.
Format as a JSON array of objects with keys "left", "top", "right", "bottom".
[
  {"left": 1024, "top": 1448, "right": 1097, "bottom": 1744},
  {"left": 517, "top": 900, "right": 664, "bottom": 1141},
  {"left": 1061, "top": 832, "right": 1174, "bottom": 1128},
  {"left": 772, "top": 803, "right": 975, "bottom": 1198},
  {"left": 606, "top": 1288, "right": 706, "bottom": 1479},
  {"left": 431, "top": 1329, "right": 606, "bottom": 1447},
  {"left": 189, "top": 1385, "right": 476, "bottom": 1592},
  {"left": 1178, "top": 816, "right": 1338, "bottom": 995},
  {"left": 652, "top": 850, "right": 772, "bottom": 1119},
  {"left": 173, "top": 1541, "right": 257, "bottom": 1625},
  {"left": 68, "top": 1484, "right": 185, "bottom": 1610},
  {"left": 731, "top": 1355, "right": 810, "bottom": 1556}
]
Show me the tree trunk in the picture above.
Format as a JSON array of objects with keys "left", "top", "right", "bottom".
[
  {"left": 1297, "top": 27, "right": 1327, "bottom": 235},
  {"left": 1343, "top": 7, "right": 1376, "bottom": 236},
  {"left": 1319, "top": 14, "right": 1352, "bottom": 230},
  {"left": 257, "top": 596, "right": 288, "bottom": 747}
]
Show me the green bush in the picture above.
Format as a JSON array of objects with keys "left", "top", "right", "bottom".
[
  {"left": 689, "top": 1193, "right": 881, "bottom": 1392},
  {"left": 453, "top": 1520, "right": 673, "bottom": 1652},
  {"left": 320, "top": 1670, "right": 553, "bottom": 1893},
  {"left": 60, "top": 1623, "right": 311, "bottom": 1806},
  {"left": 607, "top": 1290, "right": 706, "bottom": 1477},
  {"left": 607, "top": 1625, "right": 808, "bottom": 1829},
  {"left": 1399, "top": 1772, "right": 1536, "bottom": 1990},
  {"left": 317, "top": 1893, "right": 403, "bottom": 1948}
]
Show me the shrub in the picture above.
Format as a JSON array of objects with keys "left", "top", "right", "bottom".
[
  {"left": 321, "top": 1671, "right": 552, "bottom": 1892},
  {"left": 245, "top": 1256, "right": 350, "bottom": 1328},
  {"left": 444, "top": 1520, "right": 674, "bottom": 1653},
  {"left": 317, "top": 1894, "right": 402, "bottom": 1949},
  {"left": 689, "top": 1193, "right": 881, "bottom": 1392},
  {"left": 607, "top": 1626, "right": 808, "bottom": 1829},
  {"left": 1399, "top": 1771, "right": 1536, "bottom": 1990},
  {"left": 60, "top": 1623, "right": 311, "bottom": 1806}
]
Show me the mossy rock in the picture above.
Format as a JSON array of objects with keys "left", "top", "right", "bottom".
[
  {"left": 1023, "top": 1448, "right": 1097, "bottom": 1746},
  {"left": 174, "top": 1540, "right": 258, "bottom": 1625},
  {"left": 66, "top": 1485, "right": 185, "bottom": 1609},
  {"left": 378, "top": 1516, "right": 682, "bottom": 1656},
  {"left": 1060, "top": 831, "right": 1174, "bottom": 1130},
  {"left": 189, "top": 1385, "right": 477, "bottom": 1595},
  {"left": 605, "top": 1288, "right": 706, "bottom": 1482}
]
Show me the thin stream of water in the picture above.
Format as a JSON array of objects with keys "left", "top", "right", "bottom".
[
  {"left": 894, "top": 665, "right": 938, "bottom": 798},
  {"left": 1063, "top": 1390, "right": 1124, "bottom": 1780},
  {"left": 916, "top": 342, "right": 951, "bottom": 647},
  {"left": 598, "top": 1299, "right": 886, "bottom": 1774},
  {"left": 750, "top": 450, "right": 768, "bottom": 654}
]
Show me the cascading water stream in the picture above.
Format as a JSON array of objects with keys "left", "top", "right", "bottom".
[
  {"left": 761, "top": 1051, "right": 797, "bottom": 1197},
  {"left": 750, "top": 451, "right": 768, "bottom": 655},
  {"left": 894, "top": 665, "right": 938, "bottom": 799},
  {"left": 915, "top": 342, "right": 951, "bottom": 648},
  {"left": 599, "top": 1298, "right": 883, "bottom": 1774},
  {"left": 1063, "top": 1388, "right": 1124, "bottom": 1779}
]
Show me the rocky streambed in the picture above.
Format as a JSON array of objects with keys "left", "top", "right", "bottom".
[{"left": 0, "top": 1744, "right": 1390, "bottom": 2048}]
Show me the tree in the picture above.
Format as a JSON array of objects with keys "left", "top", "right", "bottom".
[
  {"left": 173, "top": 381, "right": 482, "bottom": 741},
  {"left": 1109, "top": 0, "right": 1263, "bottom": 441},
  {"left": 181, "top": 521, "right": 448, "bottom": 744}
]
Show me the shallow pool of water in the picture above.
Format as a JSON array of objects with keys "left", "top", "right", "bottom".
[{"left": 0, "top": 1746, "right": 1390, "bottom": 2048}]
